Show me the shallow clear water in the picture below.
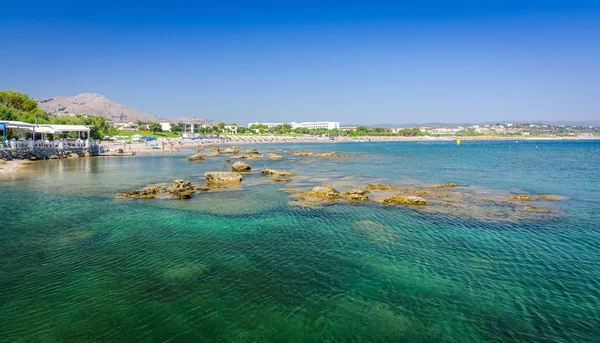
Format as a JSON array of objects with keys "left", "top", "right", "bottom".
[{"left": 1, "top": 140, "right": 599, "bottom": 342}]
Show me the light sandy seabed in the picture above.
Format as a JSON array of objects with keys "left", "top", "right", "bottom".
[{"left": 0, "top": 160, "right": 30, "bottom": 177}]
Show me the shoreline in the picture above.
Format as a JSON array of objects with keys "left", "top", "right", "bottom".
[
  {"left": 0, "top": 159, "right": 31, "bottom": 177},
  {"left": 116, "top": 135, "right": 599, "bottom": 155}
]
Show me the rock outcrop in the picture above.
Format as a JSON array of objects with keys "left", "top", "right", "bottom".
[
  {"left": 204, "top": 172, "right": 243, "bottom": 184},
  {"left": 67, "top": 153, "right": 80, "bottom": 159},
  {"left": 294, "top": 151, "right": 314, "bottom": 156},
  {"left": 365, "top": 184, "right": 397, "bottom": 191},
  {"left": 170, "top": 180, "right": 196, "bottom": 199},
  {"left": 317, "top": 151, "right": 341, "bottom": 157},
  {"left": 306, "top": 186, "right": 340, "bottom": 199},
  {"left": 262, "top": 168, "right": 294, "bottom": 176},
  {"left": 507, "top": 195, "right": 534, "bottom": 201},
  {"left": 378, "top": 195, "right": 430, "bottom": 205},
  {"left": 187, "top": 153, "right": 207, "bottom": 162},
  {"left": 117, "top": 180, "right": 199, "bottom": 200},
  {"left": 342, "top": 189, "right": 369, "bottom": 202},
  {"left": 538, "top": 194, "right": 563, "bottom": 201},
  {"left": 231, "top": 161, "right": 251, "bottom": 172},
  {"left": 224, "top": 146, "right": 240, "bottom": 154}
]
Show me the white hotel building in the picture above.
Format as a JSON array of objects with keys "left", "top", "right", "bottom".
[
  {"left": 291, "top": 121, "right": 340, "bottom": 130},
  {"left": 247, "top": 121, "right": 340, "bottom": 130}
]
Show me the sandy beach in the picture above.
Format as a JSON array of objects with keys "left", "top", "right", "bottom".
[{"left": 100, "top": 134, "right": 597, "bottom": 155}]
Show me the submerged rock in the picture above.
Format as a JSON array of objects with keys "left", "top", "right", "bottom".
[
  {"left": 268, "top": 154, "right": 283, "bottom": 159},
  {"left": 187, "top": 153, "right": 207, "bottom": 161},
  {"left": 522, "top": 206, "right": 552, "bottom": 213},
  {"left": 240, "top": 148, "right": 260, "bottom": 154},
  {"left": 271, "top": 178, "right": 292, "bottom": 182},
  {"left": 366, "top": 184, "right": 397, "bottom": 191},
  {"left": 355, "top": 220, "right": 393, "bottom": 243},
  {"left": 48, "top": 155, "right": 59, "bottom": 159},
  {"left": 204, "top": 171, "right": 243, "bottom": 184},
  {"left": 317, "top": 151, "right": 341, "bottom": 157},
  {"left": 378, "top": 195, "right": 430, "bottom": 205},
  {"left": 507, "top": 195, "right": 534, "bottom": 201},
  {"left": 342, "top": 189, "right": 369, "bottom": 202},
  {"left": 231, "top": 161, "right": 251, "bottom": 172},
  {"left": 538, "top": 194, "right": 564, "bottom": 201},
  {"left": 224, "top": 146, "right": 239, "bottom": 154},
  {"left": 294, "top": 151, "right": 314, "bottom": 156},
  {"left": 427, "top": 183, "right": 460, "bottom": 188},
  {"left": 262, "top": 168, "right": 294, "bottom": 176},
  {"left": 163, "top": 264, "right": 208, "bottom": 281}
]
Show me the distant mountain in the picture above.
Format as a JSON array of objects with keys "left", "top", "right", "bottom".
[{"left": 37, "top": 93, "right": 158, "bottom": 122}]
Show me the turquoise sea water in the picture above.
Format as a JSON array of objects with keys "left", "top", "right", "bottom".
[{"left": 1, "top": 140, "right": 599, "bottom": 342}]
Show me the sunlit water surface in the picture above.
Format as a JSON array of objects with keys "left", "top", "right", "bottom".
[{"left": 1, "top": 140, "right": 599, "bottom": 342}]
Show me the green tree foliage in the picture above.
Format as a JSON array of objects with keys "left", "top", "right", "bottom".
[
  {"left": 396, "top": 128, "right": 423, "bottom": 136},
  {"left": 148, "top": 122, "right": 162, "bottom": 133},
  {"left": 170, "top": 124, "right": 182, "bottom": 134},
  {"left": 0, "top": 103, "right": 17, "bottom": 121},
  {"left": 356, "top": 126, "right": 368, "bottom": 134},
  {"left": 0, "top": 90, "right": 38, "bottom": 112}
]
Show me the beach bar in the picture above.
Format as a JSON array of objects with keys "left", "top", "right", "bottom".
[{"left": 1, "top": 121, "right": 92, "bottom": 150}]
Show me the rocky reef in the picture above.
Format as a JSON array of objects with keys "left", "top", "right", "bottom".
[
  {"left": 187, "top": 153, "right": 207, "bottom": 161},
  {"left": 378, "top": 195, "right": 430, "bottom": 205},
  {"left": 342, "top": 189, "right": 369, "bottom": 202},
  {"left": 262, "top": 168, "right": 294, "bottom": 176},
  {"left": 231, "top": 161, "right": 251, "bottom": 172},
  {"left": 205, "top": 172, "right": 243, "bottom": 184},
  {"left": 507, "top": 195, "right": 534, "bottom": 201},
  {"left": 117, "top": 180, "right": 204, "bottom": 200}
]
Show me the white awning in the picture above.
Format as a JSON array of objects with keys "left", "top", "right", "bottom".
[
  {"left": 47, "top": 125, "right": 90, "bottom": 132},
  {"left": 35, "top": 126, "right": 63, "bottom": 134},
  {"left": 3, "top": 121, "right": 37, "bottom": 129}
]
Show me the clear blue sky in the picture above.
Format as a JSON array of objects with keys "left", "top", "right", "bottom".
[{"left": 1, "top": 0, "right": 599, "bottom": 124}]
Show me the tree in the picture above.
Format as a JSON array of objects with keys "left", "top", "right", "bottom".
[
  {"left": 356, "top": 126, "right": 368, "bottom": 134},
  {"left": 0, "top": 104, "right": 17, "bottom": 121},
  {"left": 106, "top": 127, "right": 119, "bottom": 137},
  {"left": 170, "top": 124, "right": 182, "bottom": 134},
  {"left": 0, "top": 90, "right": 38, "bottom": 112},
  {"left": 148, "top": 122, "right": 162, "bottom": 133}
]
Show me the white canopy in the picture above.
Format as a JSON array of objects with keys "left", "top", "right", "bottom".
[
  {"left": 47, "top": 125, "right": 90, "bottom": 132},
  {"left": 3, "top": 121, "right": 36, "bottom": 129},
  {"left": 35, "top": 126, "right": 63, "bottom": 134}
]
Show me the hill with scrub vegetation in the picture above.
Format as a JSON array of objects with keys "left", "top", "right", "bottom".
[{"left": 37, "top": 93, "right": 158, "bottom": 123}]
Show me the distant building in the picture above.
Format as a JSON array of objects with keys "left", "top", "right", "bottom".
[
  {"left": 340, "top": 126, "right": 357, "bottom": 131},
  {"left": 247, "top": 122, "right": 285, "bottom": 128},
  {"left": 160, "top": 122, "right": 172, "bottom": 131},
  {"left": 291, "top": 121, "right": 340, "bottom": 130}
]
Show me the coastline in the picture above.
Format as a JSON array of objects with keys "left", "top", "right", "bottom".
[{"left": 116, "top": 135, "right": 599, "bottom": 155}]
